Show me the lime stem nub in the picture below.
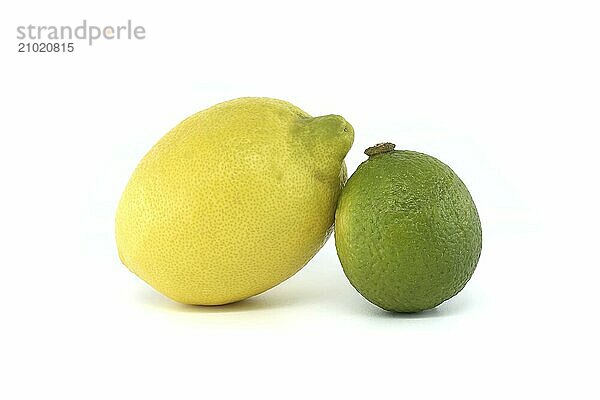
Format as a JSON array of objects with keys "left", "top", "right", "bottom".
[{"left": 365, "top": 142, "right": 396, "bottom": 157}]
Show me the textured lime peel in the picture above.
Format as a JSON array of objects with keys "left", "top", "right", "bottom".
[{"left": 335, "top": 143, "right": 482, "bottom": 312}]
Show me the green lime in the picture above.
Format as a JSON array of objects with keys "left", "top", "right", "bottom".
[{"left": 334, "top": 143, "right": 482, "bottom": 312}]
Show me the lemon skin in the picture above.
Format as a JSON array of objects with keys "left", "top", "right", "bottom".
[{"left": 116, "top": 97, "right": 353, "bottom": 305}]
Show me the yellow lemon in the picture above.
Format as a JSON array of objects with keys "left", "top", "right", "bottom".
[{"left": 116, "top": 97, "right": 354, "bottom": 305}]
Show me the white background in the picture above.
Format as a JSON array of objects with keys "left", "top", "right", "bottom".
[{"left": 1, "top": 1, "right": 599, "bottom": 398}]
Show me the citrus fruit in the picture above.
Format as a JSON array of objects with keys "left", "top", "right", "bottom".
[
  {"left": 334, "top": 143, "right": 482, "bottom": 312},
  {"left": 116, "top": 97, "right": 354, "bottom": 305}
]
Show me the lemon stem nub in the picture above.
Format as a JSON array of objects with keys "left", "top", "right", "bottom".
[{"left": 365, "top": 143, "right": 396, "bottom": 157}]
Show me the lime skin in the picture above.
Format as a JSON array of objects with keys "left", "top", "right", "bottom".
[{"left": 334, "top": 146, "right": 482, "bottom": 312}]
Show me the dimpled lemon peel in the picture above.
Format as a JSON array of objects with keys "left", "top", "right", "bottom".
[{"left": 116, "top": 97, "right": 354, "bottom": 305}]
